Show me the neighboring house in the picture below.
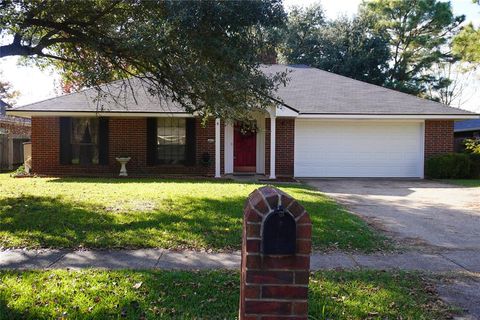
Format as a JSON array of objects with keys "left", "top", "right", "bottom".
[
  {"left": 7, "top": 64, "right": 479, "bottom": 178},
  {"left": 0, "top": 99, "right": 7, "bottom": 115},
  {"left": 454, "top": 119, "right": 480, "bottom": 152},
  {"left": 455, "top": 119, "right": 480, "bottom": 140},
  {"left": 0, "top": 99, "right": 31, "bottom": 170}
]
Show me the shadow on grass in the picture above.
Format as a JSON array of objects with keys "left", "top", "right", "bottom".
[
  {"left": 0, "top": 270, "right": 239, "bottom": 320},
  {"left": 0, "top": 195, "right": 244, "bottom": 250},
  {"left": 46, "top": 176, "right": 243, "bottom": 185},
  {"left": 0, "top": 299, "right": 25, "bottom": 320},
  {"left": 0, "top": 189, "right": 386, "bottom": 251},
  {"left": 0, "top": 270, "right": 452, "bottom": 320}
]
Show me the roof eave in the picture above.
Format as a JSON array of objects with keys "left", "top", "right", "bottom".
[
  {"left": 297, "top": 113, "right": 480, "bottom": 120},
  {"left": 8, "top": 109, "right": 479, "bottom": 120},
  {"left": 454, "top": 127, "right": 480, "bottom": 133},
  {"left": 6, "top": 110, "right": 196, "bottom": 118}
]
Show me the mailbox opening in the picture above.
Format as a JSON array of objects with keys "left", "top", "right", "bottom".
[{"left": 261, "top": 205, "right": 296, "bottom": 255}]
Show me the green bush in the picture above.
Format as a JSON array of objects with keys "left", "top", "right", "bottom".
[
  {"left": 468, "top": 153, "right": 480, "bottom": 178},
  {"left": 425, "top": 153, "right": 471, "bottom": 179}
]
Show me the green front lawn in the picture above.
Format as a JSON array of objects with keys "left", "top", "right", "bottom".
[
  {"left": 443, "top": 179, "right": 480, "bottom": 187},
  {"left": 0, "top": 174, "right": 388, "bottom": 251},
  {"left": 0, "top": 270, "right": 452, "bottom": 320}
]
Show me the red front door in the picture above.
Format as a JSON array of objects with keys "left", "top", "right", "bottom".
[{"left": 234, "top": 124, "right": 256, "bottom": 173}]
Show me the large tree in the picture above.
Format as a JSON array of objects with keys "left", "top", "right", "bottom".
[
  {"left": 280, "top": 4, "right": 327, "bottom": 66},
  {"left": 424, "top": 59, "right": 475, "bottom": 107},
  {"left": 280, "top": 4, "right": 391, "bottom": 85},
  {"left": 360, "top": 0, "right": 465, "bottom": 95},
  {"left": 0, "top": 75, "right": 19, "bottom": 107},
  {"left": 0, "top": 0, "right": 286, "bottom": 120},
  {"left": 453, "top": 23, "right": 480, "bottom": 66},
  {"left": 453, "top": 0, "right": 480, "bottom": 66}
]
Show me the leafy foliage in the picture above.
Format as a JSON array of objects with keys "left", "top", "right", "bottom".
[
  {"left": 280, "top": 4, "right": 390, "bottom": 85},
  {"left": 453, "top": 23, "right": 480, "bottom": 65},
  {"left": 464, "top": 138, "right": 480, "bottom": 154},
  {"left": 280, "top": 4, "right": 327, "bottom": 66},
  {"left": 0, "top": 74, "right": 19, "bottom": 106},
  {"left": 0, "top": 0, "right": 287, "bottom": 120},
  {"left": 468, "top": 153, "right": 480, "bottom": 179},
  {"left": 360, "top": 0, "right": 465, "bottom": 96},
  {"left": 446, "top": 140, "right": 480, "bottom": 179},
  {"left": 279, "top": 0, "right": 466, "bottom": 101},
  {"left": 425, "top": 153, "right": 471, "bottom": 179}
]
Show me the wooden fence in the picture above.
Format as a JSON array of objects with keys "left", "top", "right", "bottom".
[
  {"left": 0, "top": 133, "right": 8, "bottom": 170},
  {"left": 0, "top": 133, "right": 30, "bottom": 171}
]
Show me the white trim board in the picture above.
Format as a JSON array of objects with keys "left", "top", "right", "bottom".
[
  {"left": 297, "top": 114, "right": 479, "bottom": 120},
  {"left": 6, "top": 111, "right": 196, "bottom": 118}
]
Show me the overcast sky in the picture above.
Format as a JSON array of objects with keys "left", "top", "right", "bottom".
[{"left": 1, "top": 0, "right": 479, "bottom": 111}]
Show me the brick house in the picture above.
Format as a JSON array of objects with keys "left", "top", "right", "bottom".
[
  {"left": 454, "top": 119, "right": 480, "bottom": 151},
  {"left": 7, "top": 65, "right": 479, "bottom": 178}
]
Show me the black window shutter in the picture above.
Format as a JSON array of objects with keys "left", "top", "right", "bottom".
[
  {"left": 185, "top": 118, "right": 196, "bottom": 166},
  {"left": 59, "top": 117, "right": 72, "bottom": 165},
  {"left": 146, "top": 118, "right": 157, "bottom": 166},
  {"left": 98, "top": 117, "right": 109, "bottom": 165}
]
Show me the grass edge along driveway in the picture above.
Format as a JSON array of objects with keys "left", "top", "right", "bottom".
[
  {"left": 442, "top": 179, "right": 480, "bottom": 188},
  {"left": 0, "top": 174, "right": 389, "bottom": 252}
]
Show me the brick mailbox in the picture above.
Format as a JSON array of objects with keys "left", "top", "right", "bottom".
[{"left": 239, "top": 186, "right": 312, "bottom": 320}]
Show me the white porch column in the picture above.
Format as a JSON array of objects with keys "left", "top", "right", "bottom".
[
  {"left": 215, "top": 118, "right": 221, "bottom": 178},
  {"left": 269, "top": 113, "right": 276, "bottom": 180}
]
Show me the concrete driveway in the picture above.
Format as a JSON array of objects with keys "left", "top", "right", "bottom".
[{"left": 305, "top": 179, "right": 480, "bottom": 251}]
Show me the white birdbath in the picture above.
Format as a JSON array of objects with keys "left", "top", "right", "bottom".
[{"left": 116, "top": 157, "right": 131, "bottom": 177}]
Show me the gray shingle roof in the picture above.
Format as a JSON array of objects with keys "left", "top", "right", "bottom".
[
  {"left": 12, "top": 78, "right": 183, "bottom": 113},
  {"left": 263, "top": 65, "right": 474, "bottom": 115},
  {"left": 11, "top": 64, "right": 476, "bottom": 116}
]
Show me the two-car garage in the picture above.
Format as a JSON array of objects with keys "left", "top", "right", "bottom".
[{"left": 294, "top": 120, "right": 424, "bottom": 178}]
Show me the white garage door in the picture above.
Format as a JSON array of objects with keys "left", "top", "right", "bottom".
[{"left": 294, "top": 120, "right": 424, "bottom": 178}]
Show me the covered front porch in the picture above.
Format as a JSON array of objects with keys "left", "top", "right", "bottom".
[{"left": 213, "top": 106, "right": 297, "bottom": 179}]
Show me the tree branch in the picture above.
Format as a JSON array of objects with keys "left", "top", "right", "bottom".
[{"left": 0, "top": 41, "right": 34, "bottom": 57}]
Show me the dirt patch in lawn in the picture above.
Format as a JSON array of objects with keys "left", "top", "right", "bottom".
[{"left": 104, "top": 201, "right": 157, "bottom": 213}]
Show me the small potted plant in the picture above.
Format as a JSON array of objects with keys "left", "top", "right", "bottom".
[{"left": 200, "top": 152, "right": 211, "bottom": 167}]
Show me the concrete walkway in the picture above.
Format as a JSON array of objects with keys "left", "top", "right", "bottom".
[{"left": 1, "top": 248, "right": 480, "bottom": 272}]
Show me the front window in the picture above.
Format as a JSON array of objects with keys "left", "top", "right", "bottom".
[
  {"left": 157, "top": 118, "right": 186, "bottom": 165},
  {"left": 71, "top": 118, "right": 99, "bottom": 165}
]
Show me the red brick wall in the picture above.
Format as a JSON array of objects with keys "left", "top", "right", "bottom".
[
  {"left": 424, "top": 120, "right": 454, "bottom": 159},
  {"left": 31, "top": 117, "right": 216, "bottom": 176},
  {"left": 265, "top": 118, "right": 295, "bottom": 177},
  {"left": 31, "top": 117, "right": 60, "bottom": 174}
]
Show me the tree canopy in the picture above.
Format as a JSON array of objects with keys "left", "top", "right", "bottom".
[
  {"left": 453, "top": 23, "right": 480, "bottom": 65},
  {"left": 0, "top": 0, "right": 286, "bottom": 120},
  {"left": 360, "top": 0, "right": 465, "bottom": 95},
  {"left": 280, "top": 5, "right": 390, "bottom": 85},
  {"left": 0, "top": 75, "right": 19, "bottom": 107},
  {"left": 279, "top": 0, "right": 468, "bottom": 104}
]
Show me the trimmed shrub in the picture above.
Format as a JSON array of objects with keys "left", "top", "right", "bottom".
[
  {"left": 468, "top": 153, "right": 480, "bottom": 178},
  {"left": 425, "top": 153, "right": 471, "bottom": 179}
]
